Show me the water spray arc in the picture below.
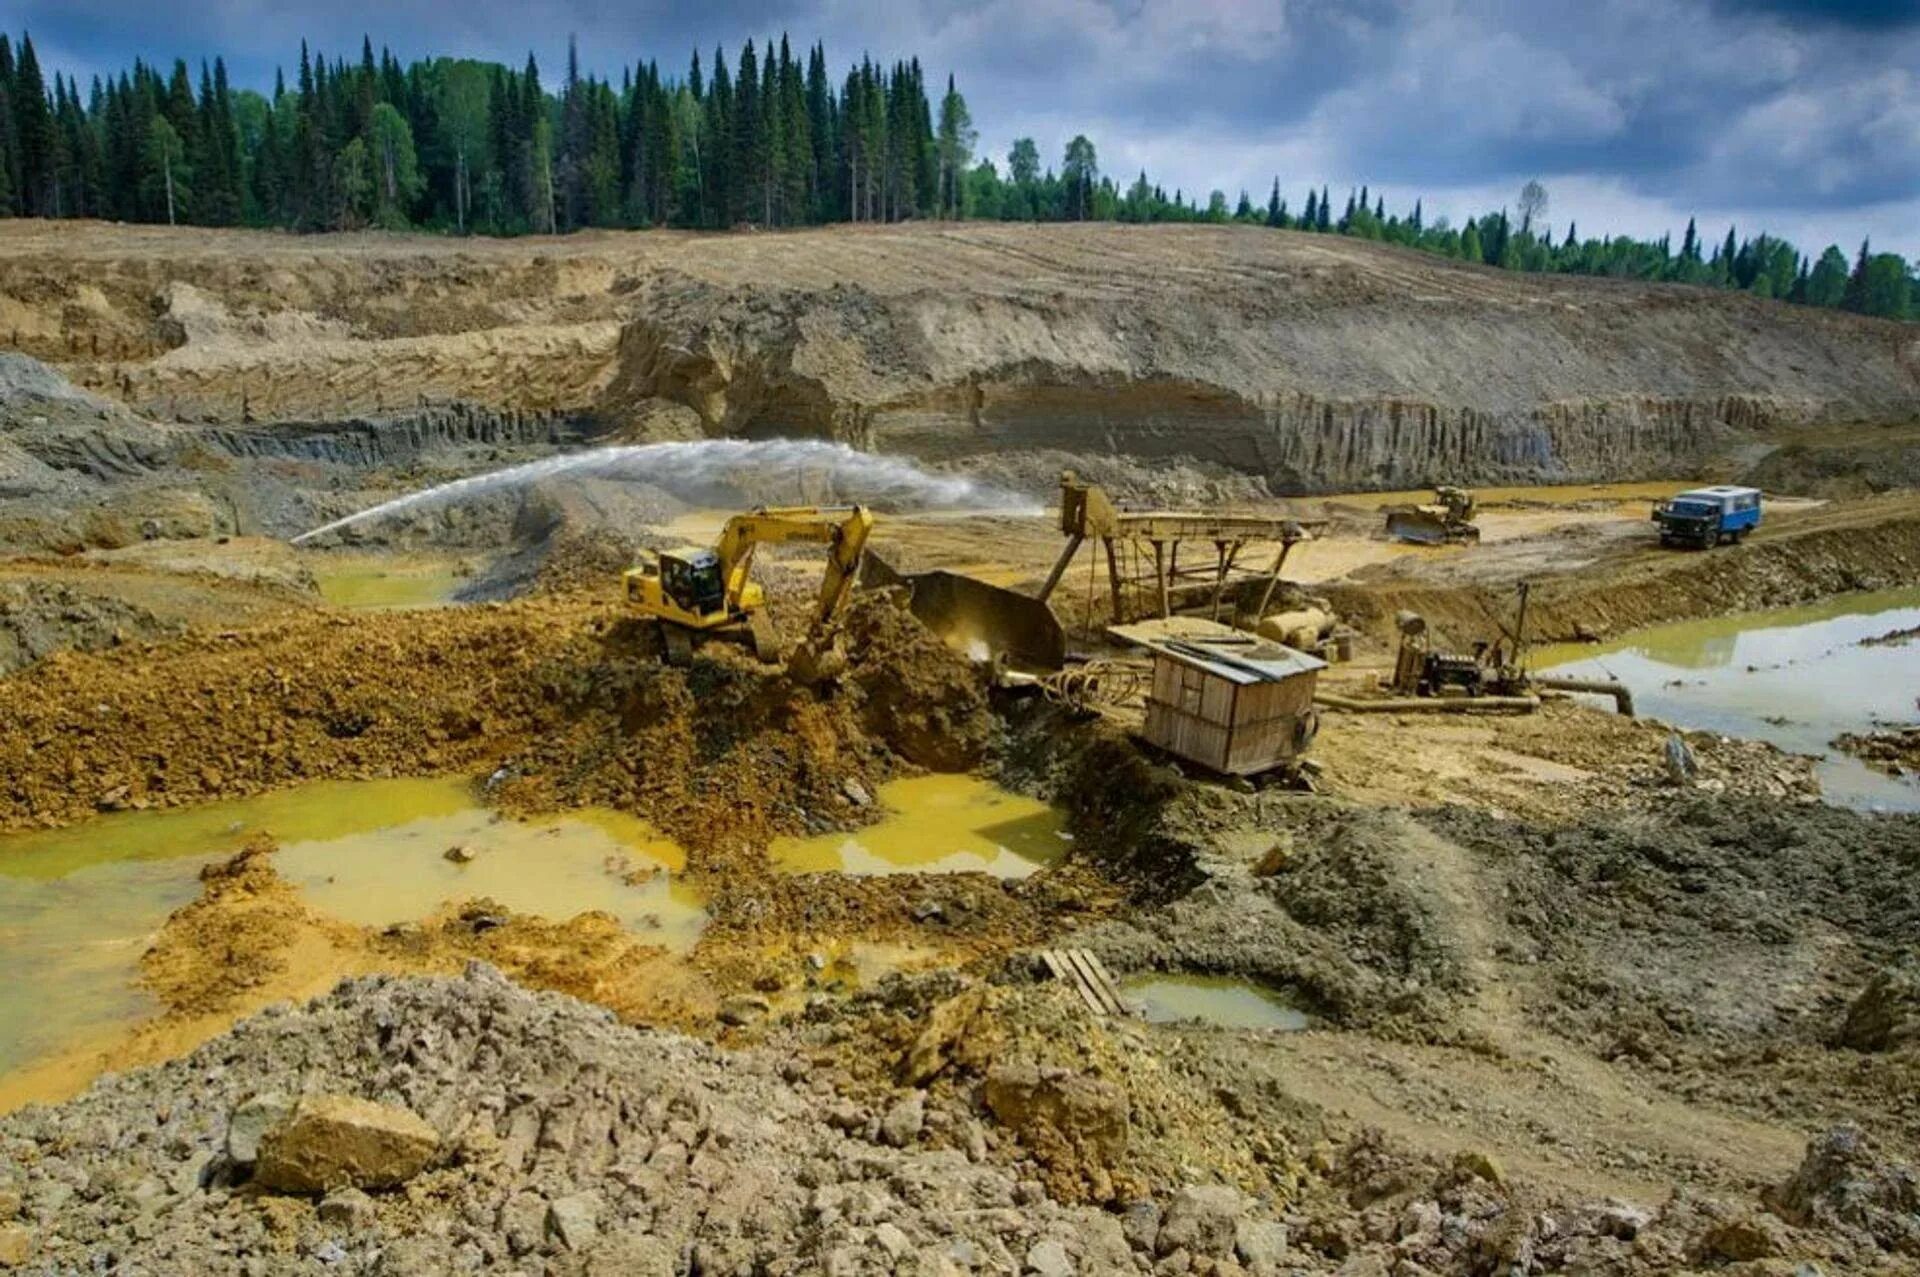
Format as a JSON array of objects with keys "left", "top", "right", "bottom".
[{"left": 291, "top": 439, "right": 1034, "bottom": 544}]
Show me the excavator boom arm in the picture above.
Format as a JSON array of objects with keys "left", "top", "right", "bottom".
[{"left": 715, "top": 505, "right": 876, "bottom": 630}]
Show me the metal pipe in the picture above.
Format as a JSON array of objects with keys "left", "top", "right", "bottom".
[{"left": 1530, "top": 675, "right": 1634, "bottom": 716}]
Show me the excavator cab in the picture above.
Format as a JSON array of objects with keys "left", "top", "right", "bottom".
[
  {"left": 657, "top": 549, "right": 727, "bottom": 617},
  {"left": 625, "top": 505, "right": 873, "bottom": 672}
]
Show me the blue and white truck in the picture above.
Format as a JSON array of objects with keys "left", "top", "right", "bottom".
[{"left": 1652, "top": 485, "right": 1762, "bottom": 548}]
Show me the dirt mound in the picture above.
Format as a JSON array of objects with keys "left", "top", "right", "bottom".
[
  {"left": 0, "top": 593, "right": 990, "bottom": 858},
  {"left": 11, "top": 961, "right": 1911, "bottom": 1274},
  {"left": 5, "top": 221, "right": 1915, "bottom": 491},
  {"left": 1743, "top": 426, "right": 1920, "bottom": 498},
  {"left": 1417, "top": 798, "right": 1920, "bottom": 1153},
  {"left": 1055, "top": 784, "right": 1476, "bottom": 1033},
  {"left": 1425, "top": 798, "right": 1920, "bottom": 1045},
  {"left": 140, "top": 837, "right": 359, "bottom": 1017},
  {"left": 1765, "top": 1125, "right": 1920, "bottom": 1255},
  {"left": 0, "top": 965, "right": 1160, "bottom": 1275},
  {"left": 0, "top": 576, "right": 172, "bottom": 674}
]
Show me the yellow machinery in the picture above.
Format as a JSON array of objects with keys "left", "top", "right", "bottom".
[
  {"left": 624, "top": 505, "right": 875, "bottom": 667},
  {"left": 1385, "top": 486, "right": 1480, "bottom": 544}
]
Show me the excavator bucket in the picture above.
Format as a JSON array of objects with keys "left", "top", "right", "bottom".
[{"left": 863, "top": 556, "right": 1067, "bottom": 671}]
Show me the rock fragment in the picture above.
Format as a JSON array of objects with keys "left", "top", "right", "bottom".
[
  {"left": 0, "top": 1225, "right": 27, "bottom": 1268},
  {"left": 546, "top": 1192, "right": 602, "bottom": 1251},
  {"left": 880, "top": 1092, "right": 926, "bottom": 1148},
  {"left": 225, "top": 1091, "right": 295, "bottom": 1166},
  {"left": 318, "top": 1188, "right": 376, "bottom": 1229},
  {"left": 253, "top": 1095, "right": 439, "bottom": 1193},
  {"left": 1026, "top": 1237, "right": 1074, "bottom": 1275},
  {"left": 1156, "top": 1184, "right": 1251, "bottom": 1257}
]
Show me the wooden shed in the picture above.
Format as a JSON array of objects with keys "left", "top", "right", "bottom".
[{"left": 1139, "top": 635, "right": 1325, "bottom": 776}]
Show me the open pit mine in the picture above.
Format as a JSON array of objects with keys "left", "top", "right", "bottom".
[{"left": 0, "top": 219, "right": 1916, "bottom": 1275}]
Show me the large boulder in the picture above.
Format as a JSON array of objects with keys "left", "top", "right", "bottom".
[{"left": 253, "top": 1095, "right": 439, "bottom": 1194}]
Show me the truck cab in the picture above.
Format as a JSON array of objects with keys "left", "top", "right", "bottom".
[{"left": 1653, "top": 486, "right": 1761, "bottom": 548}]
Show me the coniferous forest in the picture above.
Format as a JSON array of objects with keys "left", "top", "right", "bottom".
[{"left": 0, "top": 31, "right": 1911, "bottom": 320}]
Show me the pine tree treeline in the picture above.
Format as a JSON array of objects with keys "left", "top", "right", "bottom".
[{"left": 0, "top": 30, "right": 1910, "bottom": 321}]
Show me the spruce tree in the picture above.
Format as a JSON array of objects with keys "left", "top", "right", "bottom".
[
  {"left": 13, "top": 35, "right": 54, "bottom": 215},
  {"left": 1843, "top": 239, "right": 1871, "bottom": 312}
]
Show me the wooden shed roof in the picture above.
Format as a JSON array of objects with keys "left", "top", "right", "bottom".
[{"left": 1147, "top": 637, "right": 1326, "bottom": 685}]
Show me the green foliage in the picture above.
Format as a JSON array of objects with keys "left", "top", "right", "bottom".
[
  {"left": 367, "top": 103, "right": 422, "bottom": 227},
  {"left": 141, "top": 115, "right": 189, "bottom": 224},
  {"left": 332, "top": 135, "right": 371, "bottom": 227},
  {"left": 0, "top": 31, "right": 1908, "bottom": 324}
]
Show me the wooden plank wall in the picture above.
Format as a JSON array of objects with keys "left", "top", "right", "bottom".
[{"left": 1143, "top": 652, "right": 1320, "bottom": 775}]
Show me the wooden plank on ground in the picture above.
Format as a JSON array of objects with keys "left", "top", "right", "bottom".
[
  {"left": 1081, "top": 953, "right": 1132, "bottom": 1016},
  {"left": 1062, "top": 950, "right": 1127, "bottom": 1017},
  {"left": 1042, "top": 950, "right": 1106, "bottom": 1015}
]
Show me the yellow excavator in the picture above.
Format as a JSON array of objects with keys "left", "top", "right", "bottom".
[{"left": 624, "top": 505, "right": 876, "bottom": 671}]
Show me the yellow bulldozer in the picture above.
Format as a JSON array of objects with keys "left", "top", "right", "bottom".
[
  {"left": 624, "top": 505, "right": 875, "bottom": 673},
  {"left": 1385, "top": 485, "right": 1481, "bottom": 545}
]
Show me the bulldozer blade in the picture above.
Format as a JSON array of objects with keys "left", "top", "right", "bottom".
[
  {"left": 1385, "top": 510, "right": 1451, "bottom": 545},
  {"left": 863, "top": 556, "right": 1066, "bottom": 671}
]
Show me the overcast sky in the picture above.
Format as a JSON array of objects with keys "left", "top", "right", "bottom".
[{"left": 16, "top": 0, "right": 1920, "bottom": 256}]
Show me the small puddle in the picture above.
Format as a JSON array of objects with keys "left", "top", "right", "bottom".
[
  {"left": 1534, "top": 587, "right": 1920, "bottom": 811},
  {"left": 769, "top": 775, "right": 1069, "bottom": 878},
  {"left": 0, "top": 778, "right": 702, "bottom": 1079},
  {"left": 308, "top": 554, "right": 465, "bottom": 609},
  {"left": 1120, "top": 974, "right": 1311, "bottom": 1031}
]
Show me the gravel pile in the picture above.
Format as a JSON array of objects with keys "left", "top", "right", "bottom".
[{"left": 0, "top": 965, "right": 1208, "bottom": 1275}]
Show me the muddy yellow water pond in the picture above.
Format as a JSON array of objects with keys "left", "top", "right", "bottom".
[
  {"left": 769, "top": 775, "right": 1068, "bottom": 877},
  {"left": 0, "top": 777, "right": 702, "bottom": 1079},
  {"left": 308, "top": 554, "right": 466, "bottom": 609},
  {"left": 1120, "top": 974, "right": 1310, "bottom": 1031}
]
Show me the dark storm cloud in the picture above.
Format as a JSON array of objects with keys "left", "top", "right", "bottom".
[
  {"left": 11, "top": 0, "right": 1918, "bottom": 251},
  {"left": 1713, "top": 0, "right": 1920, "bottom": 29}
]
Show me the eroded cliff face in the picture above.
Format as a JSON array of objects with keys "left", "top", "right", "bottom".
[
  {"left": 4, "top": 221, "right": 1914, "bottom": 492},
  {"left": 594, "top": 275, "right": 1902, "bottom": 491}
]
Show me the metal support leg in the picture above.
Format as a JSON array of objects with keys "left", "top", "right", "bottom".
[
  {"left": 1253, "top": 539, "right": 1295, "bottom": 620},
  {"left": 1209, "top": 541, "right": 1234, "bottom": 621},
  {"left": 1039, "top": 533, "right": 1084, "bottom": 602},
  {"left": 1103, "top": 538, "right": 1126, "bottom": 625},
  {"left": 1152, "top": 540, "right": 1170, "bottom": 619}
]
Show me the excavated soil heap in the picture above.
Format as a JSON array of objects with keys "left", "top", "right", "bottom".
[{"left": 0, "top": 592, "right": 990, "bottom": 857}]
